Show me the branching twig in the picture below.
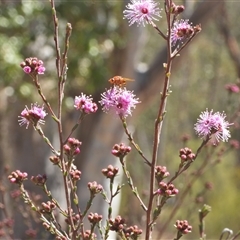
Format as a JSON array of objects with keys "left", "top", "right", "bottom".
[
  {"left": 50, "top": 0, "right": 75, "bottom": 236},
  {"left": 145, "top": 1, "right": 173, "bottom": 238},
  {"left": 120, "top": 117, "right": 151, "bottom": 167},
  {"left": 121, "top": 158, "right": 148, "bottom": 212}
]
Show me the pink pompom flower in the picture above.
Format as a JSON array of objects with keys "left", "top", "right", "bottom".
[
  {"left": 123, "top": 0, "right": 162, "bottom": 26},
  {"left": 74, "top": 93, "right": 98, "bottom": 114},
  {"left": 171, "top": 19, "right": 193, "bottom": 46},
  {"left": 100, "top": 86, "right": 140, "bottom": 118},
  {"left": 18, "top": 103, "right": 47, "bottom": 129},
  {"left": 194, "top": 109, "right": 232, "bottom": 144}
]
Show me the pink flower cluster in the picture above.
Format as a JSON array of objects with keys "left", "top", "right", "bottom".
[
  {"left": 74, "top": 93, "right": 98, "bottom": 114},
  {"left": 194, "top": 109, "right": 232, "bottom": 144},
  {"left": 122, "top": 1, "right": 200, "bottom": 48},
  {"left": 18, "top": 103, "right": 47, "bottom": 129},
  {"left": 20, "top": 57, "right": 45, "bottom": 75},
  {"left": 171, "top": 19, "right": 193, "bottom": 46},
  {"left": 99, "top": 86, "right": 140, "bottom": 118},
  {"left": 123, "top": 0, "right": 161, "bottom": 26}
]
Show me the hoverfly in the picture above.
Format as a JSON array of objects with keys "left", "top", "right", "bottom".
[{"left": 108, "top": 76, "right": 134, "bottom": 87}]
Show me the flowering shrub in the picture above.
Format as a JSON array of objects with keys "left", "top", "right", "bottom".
[{"left": 3, "top": 0, "right": 240, "bottom": 239}]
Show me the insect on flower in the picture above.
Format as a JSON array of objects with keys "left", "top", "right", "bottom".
[{"left": 108, "top": 76, "right": 134, "bottom": 87}]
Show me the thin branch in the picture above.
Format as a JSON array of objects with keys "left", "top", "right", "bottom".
[{"left": 120, "top": 117, "right": 151, "bottom": 167}]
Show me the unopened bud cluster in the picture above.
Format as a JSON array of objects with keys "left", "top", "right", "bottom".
[
  {"left": 20, "top": 57, "right": 45, "bottom": 75},
  {"left": 8, "top": 170, "right": 28, "bottom": 184},
  {"left": 155, "top": 166, "right": 170, "bottom": 183},
  {"left": 109, "top": 216, "right": 142, "bottom": 238},
  {"left": 124, "top": 225, "right": 143, "bottom": 238},
  {"left": 49, "top": 156, "right": 60, "bottom": 165},
  {"left": 88, "top": 181, "right": 103, "bottom": 196},
  {"left": 111, "top": 143, "right": 131, "bottom": 158},
  {"left": 109, "top": 215, "right": 125, "bottom": 232},
  {"left": 174, "top": 220, "right": 192, "bottom": 234},
  {"left": 88, "top": 212, "right": 102, "bottom": 224},
  {"left": 157, "top": 182, "right": 179, "bottom": 197},
  {"left": 40, "top": 201, "right": 56, "bottom": 213},
  {"left": 70, "top": 169, "right": 82, "bottom": 181},
  {"left": 102, "top": 165, "right": 119, "bottom": 180},
  {"left": 64, "top": 138, "right": 82, "bottom": 159},
  {"left": 179, "top": 147, "right": 195, "bottom": 162},
  {"left": 31, "top": 174, "right": 47, "bottom": 186}
]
